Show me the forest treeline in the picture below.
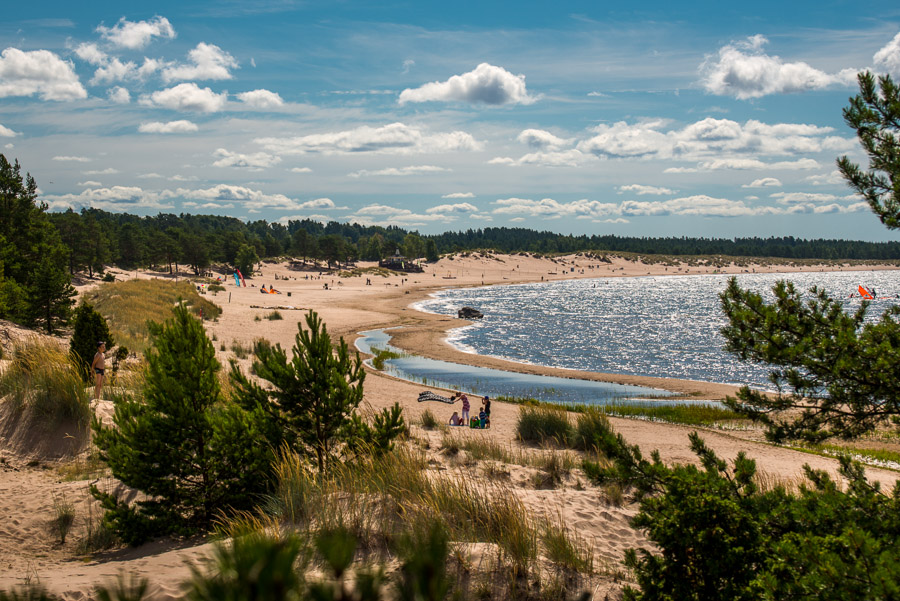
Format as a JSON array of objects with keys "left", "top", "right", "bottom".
[{"left": 46, "top": 207, "right": 900, "bottom": 277}]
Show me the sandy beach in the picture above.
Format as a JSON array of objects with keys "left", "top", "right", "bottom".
[{"left": 2, "top": 252, "right": 899, "bottom": 599}]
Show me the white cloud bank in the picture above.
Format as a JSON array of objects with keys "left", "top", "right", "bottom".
[
  {"left": 700, "top": 35, "right": 859, "bottom": 99},
  {"left": 874, "top": 31, "right": 900, "bottom": 76},
  {"left": 144, "top": 83, "right": 227, "bottom": 112},
  {"left": 0, "top": 124, "right": 19, "bottom": 137},
  {"left": 237, "top": 89, "right": 284, "bottom": 108},
  {"left": 0, "top": 48, "right": 86, "bottom": 101},
  {"left": 96, "top": 16, "right": 176, "bottom": 50},
  {"left": 256, "top": 123, "right": 482, "bottom": 155},
  {"left": 162, "top": 43, "right": 238, "bottom": 82},
  {"left": 399, "top": 63, "right": 535, "bottom": 106},
  {"left": 212, "top": 149, "right": 281, "bottom": 170},
  {"left": 138, "top": 120, "right": 198, "bottom": 134},
  {"left": 348, "top": 165, "right": 450, "bottom": 178}
]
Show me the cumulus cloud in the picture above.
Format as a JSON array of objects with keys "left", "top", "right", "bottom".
[
  {"left": 108, "top": 86, "right": 130, "bottom": 103},
  {"left": 769, "top": 191, "right": 851, "bottom": 204},
  {"left": 804, "top": 170, "right": 845, "bottom": 186},
  {"left": 145, "top": 82, "right": 227, "bottom": 112},
  {"left": 83, "top": 168, "right": 119, "bottom": 175},
  {"left": 290, "top": 167, "right": 312, "bottom": 173},
  {"left": 237, "top": 89, "right": 284, "bottom": 108},
  {"left": 138, "top": 120, "right": 198, "bottom": 134},
  {"left": 256, "top": 123, "right": 482, "bottom": 155},
  {"left": 97, "top": 16, "right": 176, "bottom": 50},
  {"left": 874, "top": 31, "right": 900, "bottom": 76},
  {"left": 442, "top": 192, "right": 475, "bottom": 199},
  {"left": 489, "top": 149, "right": 587, "bottom": 168},
  {"left": 176, "top": 184, "right": 307, "bottom": 211},
  {"left": 517, "top": 129, "right": 570, "bottom": 150},
  {"left": 700, "top": 35, "right": 858, "bottom": 99},
  {"left": 742, "top": 177, "right": 782, "bottom": 188},
  {"left": 77, "top": 180, "right": 102, "bottom": 187},
  {"left": 74, "top": 42, "right": 107, "bottom": 65},
  {"left": 53, "top": 155, "right": 91, "bottom": 162},
  {"left": 0, "top": 124, "right": 20, "bottom": 137},
  {"left": 348, "top": 203, "right": 451, "bottom": 226},
  {"left": 665, "top": 158, "right": 820, "bottom": 173},
  {"left": 162, "top": 43, "right": 238, "bottom": 82},
  {"left": 399, "top": 63, "right": 535, "bottom": 106},
  {"left": 489, "top": 193, "right": 869, "bottom": 222},
  {"left": 426, "top": 202, "right": 478, "bottom": 214},
  {"left": 618, "top": 184, "right": 676, "bottom": 196},
  {"left": 41, "top": 185, "right": 176, "bottom": 212},
  {"left": 348, "top": 165, "right": 450, "bottom": 178},
  {"left": 0, "top": 48, "right": 87, "bottom": 101},
  {"left": 579, "top": 117, "right": 848, "bottom": 161},
  {"left": 212, "top": 148, "right": 281, "bottom": 170}
]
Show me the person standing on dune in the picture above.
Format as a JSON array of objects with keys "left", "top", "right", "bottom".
[{"left": 91, "top": 341, "right": 107, "bottom": 400}]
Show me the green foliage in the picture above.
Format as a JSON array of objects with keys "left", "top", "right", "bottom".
[
  {"left": 234, "top": 243, "right": 259, "bottom": 278},
  {"left": 26, "top": 248, "right": 77, "bottom": 334},
  {"left": 266, "top": 310, "right": 283, "bottom": 320},
  {"left": 91, "top": 303, "right": 272, "bottom": 544},
  {"left": 70, "top": 301, "right": 115, "bottom": 380},
  {"left": 720, "top": 276, "right": 900, "bottom": 442},
  {"left": 231, "top": 310, "right": 403, "bottom": 473},
  {"left": 838, "top": 72, "right": 900, "bottom": 230}
]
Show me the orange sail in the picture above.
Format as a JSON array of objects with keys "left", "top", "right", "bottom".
[{"left": 858, "top": 285, "right": 874, "bottom": 299}]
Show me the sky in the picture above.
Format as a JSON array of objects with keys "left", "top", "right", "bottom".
[{"left": 2, "top": 1, "right": 900, "bottom": 241}]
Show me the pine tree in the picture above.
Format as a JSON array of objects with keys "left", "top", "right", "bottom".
[
  {"left": 231, "top": 310, "right": 404, "bottom": 473},
  {"left": 92, "top": 303, "right": 271, "bottom": 544},
  {"left": 70, "top": 301, "right": 115, "bottom": 380},
  {"left": 27, "top": 246, "right": 76, "bottom": 334},
  {"left": 720, "top": 72, "right": 900, "bottom": 442}
]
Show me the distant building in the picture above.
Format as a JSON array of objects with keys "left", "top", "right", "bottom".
[{"left": 379, "top": 248, "right": 424, "bottom": 272}]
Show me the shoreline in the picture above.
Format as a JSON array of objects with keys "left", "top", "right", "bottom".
[{"left": 327, "top": 255, "right": 900, "bottom": 401}]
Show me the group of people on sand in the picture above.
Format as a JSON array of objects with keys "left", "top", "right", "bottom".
[
  {"left": 448, "top": 392, "right": 491, "bottom": 429},
  {"left": 259, "top": 284, "right": 281, "bottom": 294}
]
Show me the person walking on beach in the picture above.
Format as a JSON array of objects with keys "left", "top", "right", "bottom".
[
  {"left": 460, "top": 392, "right": 470, "bottom": 424},
  {"left": 483, "top": 395, "right": 491, "bottom": 428},
  {"left": 91, "top": 341, "right": 106, "bottom": 400}
]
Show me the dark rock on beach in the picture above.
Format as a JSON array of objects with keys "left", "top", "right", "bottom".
[{"left": 457, "top": 306, "right": 484, "bottom": 319}]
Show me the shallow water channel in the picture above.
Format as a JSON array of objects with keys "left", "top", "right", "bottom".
[{"left": 355, "top": 328, "right": 726, "bottom": 408}]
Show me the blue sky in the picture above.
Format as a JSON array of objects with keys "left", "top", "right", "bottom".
[{"left": 2, "top": 1, "right": 900, "bottom": 240}]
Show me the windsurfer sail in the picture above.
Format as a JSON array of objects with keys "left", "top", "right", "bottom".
[{"left": 858, "top": 285, "right": 875, "bottom": 299}]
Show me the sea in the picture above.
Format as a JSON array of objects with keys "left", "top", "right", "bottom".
[{"left": 413, "top": 269, "right": 900, "bottom": 391}]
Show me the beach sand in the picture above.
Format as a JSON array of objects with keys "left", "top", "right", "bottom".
[{"left": 2, "top": 252, "right": 899, "bottom": 598}]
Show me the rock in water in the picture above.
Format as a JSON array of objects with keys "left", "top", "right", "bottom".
[{"left": 457, "top": 306, "right": 484, "bottom": 319}]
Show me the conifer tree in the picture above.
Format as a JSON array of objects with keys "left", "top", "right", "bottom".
[
  {"left": 27, "top": 246, "right": 76, "bottom": 334},
  {"left": 720, "top": 72, "right": 900, "bottom": 442},
  {"left": 70, "top": 301, "right": 114, "bottom": 380},
  {"left": 231, "top": 310, "right": 405, "bottom": 473},
  {"left": 92, "top": 303, "right": 271, "bottom": 544}
]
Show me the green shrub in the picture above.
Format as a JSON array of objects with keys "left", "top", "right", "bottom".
[
  {"left": 70, "top": 301, "right": 115, "bottom": 381},
  {"left": 265, "top": 310, "right": 283, "bottom": 321},
  {"left": 420, "top": 408, "right": 438, "bottom": 430}
]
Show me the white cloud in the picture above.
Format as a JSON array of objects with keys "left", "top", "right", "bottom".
[
  {"left": 74, "top": 42, "right": 106, "bottom": 65},
  {"left": 256, "top": 123, "right": 482, "bottom": 155},
  {"left": 517, "top": 129, "right": 570, "bottom": 150},
  {"left": 289, "top": 167, "right": 312, "bottom": 173},
  {"left": 579, "top": 117, "right": 847, "bottom": 161},
  {"left": 53, "top": 155, "right": 91, "bottom": 162},
  {"left": 426, "top": 202, "right": 478, "bottom": 214},
  {"left": 442, "top": 192, "right": 474, "bottom": 199},
  {"left": 700, "top": 35, "right": 858, "bottom": 99},
  {"left": 349, "top": 203, "right": 450, "bottom": 226},
  {"left": 348, "top": 165, "right": 450, "bottom": 178},
  {"left": 138, "top": 120, "right": 199, "bottom": 134},
  {"left": 162, "top": 43, "right": 238, "bottom": 82},
  {"left": 399, "top": 63, "right": 536, "bottom": 106},
  {"left": 237, "top": 89, "right": 284, "bottom": 108},
  {"left": 489, "top": 149, "right": 587, "bottom": 168},
  {"left": 77, "top": 180, "right": 101, "bottom": 187},
  {"left": 665, "top": 158, "right": 820, "bottom": 173},
  {"left": 804, "top": 170, "right": 845, "bottom": 186},
  {"left": 41, "top": 185, "right": 175, "bottom": 212},
  {"left": 83, "top": 168, "right": 119, "bottom": 175},
  {"left": 0, "top": 48, "right": 87, "bottom": 101},
  {"left": 212, "top": 148, "right": 281, "bottom": 170},
  {"left": 618, "top": 184, "right": 676, "bottom": 196},
  {"left": 108, "top": 86, "right": 130, "bottom": 103},
  {"left": 0, "top": 123, "right": 19, "bottom": 137},
  {"left": 770, "top": 191, "right": 847, "bottom": 204},
  {"left": 176, "top": 184, "right": 305, "bottom": 211},
  {"left": 145, "top": 83, "right": 227, "bottom": 112},
  {"left": 874, "top": 31, "right": 900, "bottom": 76},
  {"left": 97, "top": 16, "right": 176, "bottom": 50},
  {"left": 742, "top": 177, "right": 782, "bottom": 188}
]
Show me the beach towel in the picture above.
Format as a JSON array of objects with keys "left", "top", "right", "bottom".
[{"left": 418, "top": 391, "right": 455, "bottom": 404}]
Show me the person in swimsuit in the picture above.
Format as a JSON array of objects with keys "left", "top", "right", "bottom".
[{"left": 91, "top": 341, "right": 107, "bottom": 400}]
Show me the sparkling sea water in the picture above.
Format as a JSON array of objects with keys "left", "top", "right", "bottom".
[{"left": 414, "top": 270, "right": 900, "bottom": 390}]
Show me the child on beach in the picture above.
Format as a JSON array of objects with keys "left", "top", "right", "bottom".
[
  {"left": 483, "top": 396, "right": 491, "bottom": 427},
  {"left": 449, "top": 411, "right": 461, "bottom": 426},
  {"left": 478, "top": 406, "right": 486, "bottom": 429},
  {"left": 460, "top": 392, "right": 470, "bottom": 424}
]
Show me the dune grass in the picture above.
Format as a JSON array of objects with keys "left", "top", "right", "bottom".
[
  {"left": 83, "top": 279, "right": 222, "bottom": 354},
  {"left": 0, "top": 339, "right": 91, "bottom": 428},
  {"left": 263, "top": 445, "right": 594, "bottom": 585},
  {"left": 516, "top": 404, "right": 573, "bottom": 446}
]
